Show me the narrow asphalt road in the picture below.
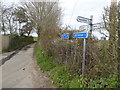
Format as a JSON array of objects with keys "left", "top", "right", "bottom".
[{"left": 2, "top": 44, "right": 54, "bottom": 88}]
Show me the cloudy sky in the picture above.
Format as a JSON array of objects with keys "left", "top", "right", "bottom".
[
  {"left": 2, "top": 0, "right": 120, "bottom": 29},
  {"left": 2, "top": 0, "right": 120, "bottom": 38},
  {"left": 59, "top": 0, "right": 120, "bottom": 29}
]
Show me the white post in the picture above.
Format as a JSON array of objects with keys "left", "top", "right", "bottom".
[{"left": 82, "top": 38, "right": 86, "bottom": 76}]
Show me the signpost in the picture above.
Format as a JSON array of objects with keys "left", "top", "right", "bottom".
[
  {"left": 82, "top": 38, "right": 86, "bottom": 76},
  {"left": 76, "top": 15, "right": 93, "bottom": 76},
  {"left": 61, "top": 15, "right": 93, "bottom": 76},
  {"left": 89, "top": 15, "right": 93, "bottom": 38},
  {"left": 61, "top": 32, "right": 88, "bottom": 76},
  {"left": 77, "top": 16, "right": 93, "bottom": 37}
]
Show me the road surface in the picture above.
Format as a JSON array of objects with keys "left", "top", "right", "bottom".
[{"left": 2, "top": 44, "right": 54, "bottom": 88}]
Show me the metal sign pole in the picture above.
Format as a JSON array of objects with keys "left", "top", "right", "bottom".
[
  {"left": 82, "top": 38, "right": 86, "bottom": 76},
  {"left": 89, "top": 15, "right": 93, "bottom": 38}
]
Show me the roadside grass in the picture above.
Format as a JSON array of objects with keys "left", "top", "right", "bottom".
[
  {"left": 34, "top": 43, "right": 73, "bottom": 88},
  {"left": 34, "top": 43, "right": 56, "bottom": 72}
]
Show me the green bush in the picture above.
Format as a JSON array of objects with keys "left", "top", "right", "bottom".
[{"left": 50, "top": 65, "right": 73, "bottom": 88}]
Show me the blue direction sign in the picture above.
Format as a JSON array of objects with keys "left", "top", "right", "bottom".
[
  {"left": 61, "top": 32, "right": 88, "bottom": 39},
  {"left": 73, "top": 32, "right": 88, "bottom": 38},
  {"left": 61, "top": 33, "right": 69, "bottom": 39}
]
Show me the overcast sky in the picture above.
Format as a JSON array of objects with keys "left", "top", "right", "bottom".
[
  {"left": 2, "top": 0, "right": 120, "bottom": 29},
  {"left": 2, "top": 0, "right": 120, "bottom": 38},
  {"left": 59, "top": 0, "right": 120, "bottom": 29}
]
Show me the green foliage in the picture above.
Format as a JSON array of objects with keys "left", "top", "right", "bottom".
[
  {"left": 69, "top": 73, "right": 118, "bottom": 88},
  {"left": 88, "top": 73, "right": 118, "bottom": 88},
  {"left": 69, "top": 76, "right": 88, "bottom": 88},
  {"left": 50, "top": 67, "right": 118, "bottom": 88},
  {"left": 34, "top": 44, "right": 56, "bottom": 72},
  {"left": 50, "top": 65, "right": 73, "bottom": 88},
  {"left": 106, "top": 73, "right": 118, "bottom": 87}
]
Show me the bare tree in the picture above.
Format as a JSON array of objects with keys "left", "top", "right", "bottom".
[
  {"left": 13, "top": 6, "right": 28, "bottom": 36},
  {"left": 0, "top": 3, "right": 8, "bottom": 35},
  {"left": 21, "top": 1, "right": 61, "bottom": 40},
  {"left": 22, "top": 21, "right": 34, "bottom": 36},
  {"left": 0, "top": 3, "right": 18, "bottom": 35},
  {"left": 5, "top": 4, "right": 16, "bottom": 34}
]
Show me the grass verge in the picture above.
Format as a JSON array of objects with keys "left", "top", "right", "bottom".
[{"left": 34, "top": 43, "right": 56, "bottom": 72}]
